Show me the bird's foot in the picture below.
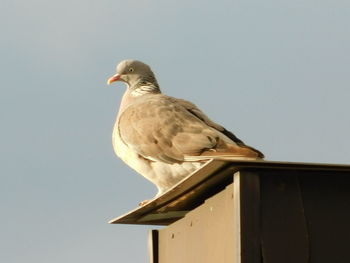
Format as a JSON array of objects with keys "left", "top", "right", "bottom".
[{"left": 139, "top": 200, "right": 151, "bottom": 206}]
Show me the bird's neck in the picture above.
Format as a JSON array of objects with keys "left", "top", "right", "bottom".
[
  {"left": 117, "top": 82, "right": 160, "bottom": 118},
  {"left": 129, "top": 78, "right": 161, "bottom": 97}
]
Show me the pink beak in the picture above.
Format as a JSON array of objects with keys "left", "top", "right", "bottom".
[{"left": 107, "top": 74, "right": 121, "bottom": 85}]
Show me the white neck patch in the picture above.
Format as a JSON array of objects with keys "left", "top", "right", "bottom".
[{"left": 131, "top": 85, "right": 158, "bottom": 97}]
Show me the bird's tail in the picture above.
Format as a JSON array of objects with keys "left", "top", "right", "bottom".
[
  {"left": 184, "top": 144, "right": 264, "bottom": 162},
  {"left": 184, "top": 155, "right": 260, "bottom": 162}
]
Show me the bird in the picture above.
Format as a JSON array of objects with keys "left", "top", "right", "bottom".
[{"left": 107, "top": 60, "right": 264, "bottom": 201}]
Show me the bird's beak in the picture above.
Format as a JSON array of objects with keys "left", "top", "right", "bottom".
[{"left": 107, "top": 74, "right": 121, "bottom": 85}]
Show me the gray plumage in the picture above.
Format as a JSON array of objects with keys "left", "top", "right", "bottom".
[{"left": 107, "top": 60, "right": 264, "bottom": 198}]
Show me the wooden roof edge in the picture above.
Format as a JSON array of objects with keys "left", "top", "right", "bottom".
[{"left": 109, "top": 160, "right": 350, "bottom": 225}]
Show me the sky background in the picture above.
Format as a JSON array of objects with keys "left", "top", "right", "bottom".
[{"left": 1, "top": 0, "right": 350, "bottom": 262}]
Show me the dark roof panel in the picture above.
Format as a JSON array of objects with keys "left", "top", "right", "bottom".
[{"left": 109, "top": 160, "right": 350, "bottom": 225}]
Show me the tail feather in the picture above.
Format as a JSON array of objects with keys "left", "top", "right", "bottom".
[
  {"left": 184, "top": 155, "right": 259, "bottom": 162},
  {"left": 184, "top": 143, "right": 264, "bottom": 162}
]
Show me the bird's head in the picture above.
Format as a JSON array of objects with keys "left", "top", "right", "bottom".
[{"left": 107, "top": 60, "right": 159, "bottom": 91}]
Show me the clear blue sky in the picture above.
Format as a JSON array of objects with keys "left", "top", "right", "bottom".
[{"left": 1, "top": 0, "right": 350, "bottom": 262}]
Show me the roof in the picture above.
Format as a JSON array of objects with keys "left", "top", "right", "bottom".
[{"left": 109, "top": 160, "right": 350, "bottom": 226}]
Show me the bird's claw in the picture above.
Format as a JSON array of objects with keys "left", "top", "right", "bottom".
[{"left": 139, "top": 200, "right": 150, "bottom": 206}]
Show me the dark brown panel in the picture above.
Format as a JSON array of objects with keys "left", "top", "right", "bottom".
[
  {"left": 261, "top": 172, "right": 309, "bottom": 263},
  {"left": 148, "top": 230, "right": 159, "bottom": 263},
  {"left": 238, "top": 171, "right": 262, "bottom": 263},
  {"left": 300, "top": 172, "right": 350, "bottom": 263}
]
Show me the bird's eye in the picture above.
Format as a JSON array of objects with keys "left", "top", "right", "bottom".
[{"left": 128, "top": 68, "right": 134, "bottom": 72}]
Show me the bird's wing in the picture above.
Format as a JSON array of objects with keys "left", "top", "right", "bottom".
[
  {"left": 118, "top": 94, "right": 263, "bottom": 164},
  {"left": 175, "top": 98, "right": 264, "bottom": 158}
]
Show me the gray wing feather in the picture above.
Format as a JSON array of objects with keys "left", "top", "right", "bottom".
[
  {"left": 118, "top": 95, "right": 221, "bottom": 163},
  {"left": 176, "top": 98, "right": 264, "bottom": 158}
]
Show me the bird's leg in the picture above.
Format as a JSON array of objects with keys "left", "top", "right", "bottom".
[{"left": 138, "top": 199, "right": 151, "bottom": 206}]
